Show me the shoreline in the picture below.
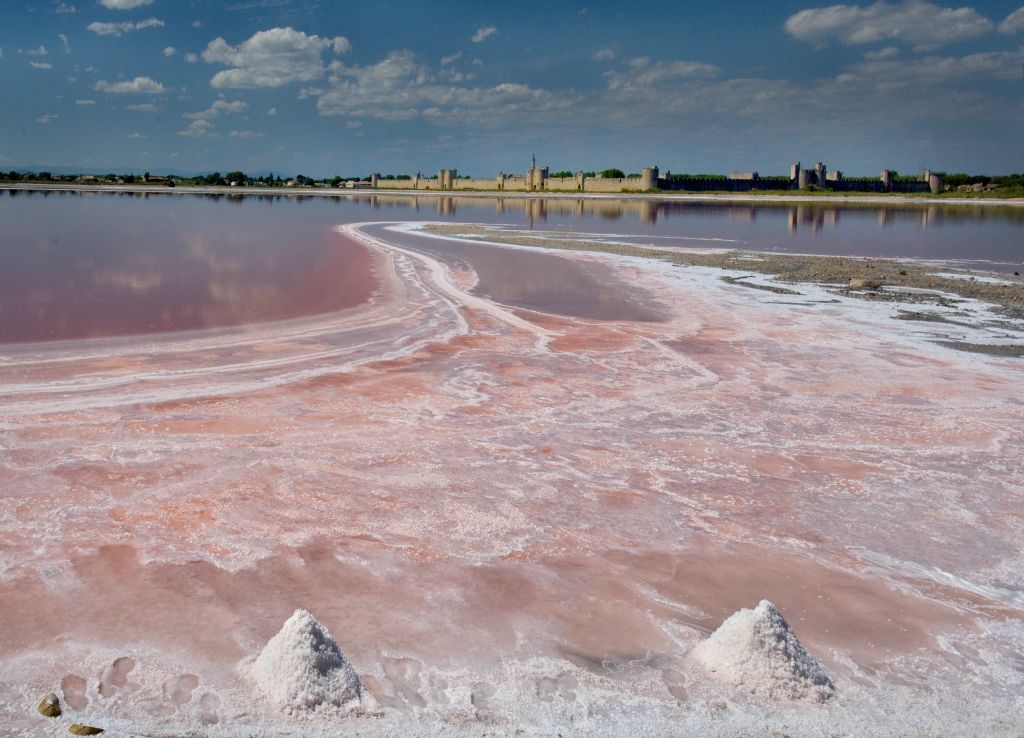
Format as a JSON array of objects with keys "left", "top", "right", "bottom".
[{"left": 3, "top": 181, "right": 1023, "bottom": 207}]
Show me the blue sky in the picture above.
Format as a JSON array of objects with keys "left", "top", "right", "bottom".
[{"left": 2, "top": 0, "right": 1023, "bottom": 177}]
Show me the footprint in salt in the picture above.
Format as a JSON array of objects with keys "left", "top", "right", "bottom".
[
  {"left": 382, "top": 657, "right": 426, "bottom": 708},
  {"left": 198, "top": 692, "right": 221, "bottom": 725},
  {"left": 470, "top": 682, "right": 496, "bottom": 712},
  {"left": 536, "top": 674, "right": 579, "bottom": 703},
  {"left": 98, "top": 656, "right": 136, "bottom": 698},
  {"left": 60, "top": 674, "right": 89, "bottom": 711},
  {"left": 163, "top": 674, "right": 199, "bottom": 705}
]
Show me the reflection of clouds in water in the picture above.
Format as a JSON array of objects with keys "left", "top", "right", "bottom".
[
  {"left": 93, "top": 270, "right": 163, "bottom": 292},
  {"left": 182, "top": 232, "right": 247, "bottom": 274}
]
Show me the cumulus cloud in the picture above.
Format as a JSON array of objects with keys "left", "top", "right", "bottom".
[
  {"left": 127, "top": 131, "right": 147, "bottom": 138},
  {"left": 440, "top": 52, "right": 462, "bottom": 66},
  {"left": 266, "top": 106, "right": 277, "bottom": 115},
  {"left": 317, "top": 49, "right": 582, "bottom": 124},
  {"left": 785, "top": 1, "right": 994, "bottom": 49},
  {"left": 184, "top": 99, "right": 248, "bottom": 120},
  {"left": 36, "top": 114, "right": 58, "bottom": 124},
  {"left": 30, "top": 61, "right": 54, "bottom": 69},
  {"left": 228, "top": 129, "right": 263, "bottom": 138},
  {"left": 185, "top": 52, "right": 198, "bottom": 63},
  {"left": 604, "top": 57, "right": 720, "bottom": 93},
  {"left": 1001, "top": 5, "right": 1024, "bottom": 33},
  {"left": 840, "top": 46, "right": 1024, "bottom": 86},
  {"left": 94, "top": 75, "right": 166, "bottom": 93},
  {"left": 126, "top": 102, "right": 158, "bottom": 111},
  {"left": 54, "top": 2, "right": 77, "bottom": 13},
  {"left": 59, "top": 33, "right": 71, "bottom": 53},
  {"left": 87, "top": 18, "right": 164, "bottom": 36},
  {"left": 178, "top": 99, "right": 247, "bottom": 138},
  {"left": 26, "top": 45, "right": 49, "bottom": 56},
  {"left": 163, "top": 46, "right": 176, "bottom": 57},
  {"left": 864, "top": 45, "right": 900, "bottom": 59},
  {"left": 593, "top": 48, "right": 616, "bottom": 61},
  {"left": 471, "top": 26, "right": 497, "bottom": 43},
  {"left": 75, "top": 98, "right": 96, "bottom": 104},
  {"left": 98, "top": 0, "right": 153, "bottom": 9},
  {"left": 178, "top": 119, "right": 216, "bottom": 138},
  {"left": 202, "top": 27, "right": 351, "bottom": 88}
]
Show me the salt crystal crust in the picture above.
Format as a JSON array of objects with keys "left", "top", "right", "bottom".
[
  {"left": 691, "top": 599, "right": 835, "bottom": 701},
  {"left": 250, "top": 609, "right": 363, "bottom": 712}
]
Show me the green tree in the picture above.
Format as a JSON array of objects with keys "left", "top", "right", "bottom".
[
  {"left": 600, "top": 168, "right": 625, "bottom": 179},
  {"left": 225, "top": 170, "right": 246, "bottom": 184}
]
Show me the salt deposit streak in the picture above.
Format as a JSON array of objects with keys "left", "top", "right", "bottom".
[
  {"left": 250, "top": 609, "right": 365, "bottom": 714},
  {"left": 691, "top": 600, "right": 834, "bottom": 702}
]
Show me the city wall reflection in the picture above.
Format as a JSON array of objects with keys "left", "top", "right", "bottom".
[
  {"left": 9, "top": 187, "right": 1022, "bottom": 229},
  {"left": 5, "top": 188, "right": 1023, "bottom": 274}
]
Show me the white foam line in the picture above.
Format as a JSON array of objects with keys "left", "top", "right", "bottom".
[{"left": 340, "top": 222, "right": 553, "bottom": 341}]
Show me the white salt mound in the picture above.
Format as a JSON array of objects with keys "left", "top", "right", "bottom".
[
  {"left": 690, "top": 599, "right": 834, "bottom": 702},
  {"left": 250, "top": 609, "right": 364, "bottom": 713}
]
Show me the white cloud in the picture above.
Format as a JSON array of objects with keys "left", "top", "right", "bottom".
[
  {"left": 126, "top": 102, "right": 158, "bottom": 111},
  {"left": 98, "top": 0, "right": 153, "bottom": 9},
  {"left": 163, "top": 46, "right": 176, "bottom": 57},
  {"left": 228, "top": 129, "right": 263, "bottom": 138},
  {"left": 95, "top": 76, "right": 166, "bottom": 93},
  {"left": 0, "top": 46, "right": 4, "bottom": 59},
  {"left": 54, "top": 2, "right": 77, "bottom": 13},
  {"left": 59, "top": 33, "right": 71, "bottom": 54},
  {"left": 471, "top": 26, "right": 497, "bottom": 43},
  {"left": 36, "top": 114, "right": 58, "bottom": 124},
  {"left": 184, "top": 99, "right": 248, "bottom": 120},
  {"left": 179, "top": 99, "right": 247, "bottom": 138},
  {"left": 75, "top": 98, "right": 96, "bottom": 104},
  {"left": 592, "top": 48, "right": 616, "bottom": 61},
  {"left": 297, "top": 85, "right": 323, "bottom": 99},
  {"left": 785, "top": 1, "right": 994, "bottom": 49},
  {"left": 266, "top": 106, "right": 277, "bottom": 115},
  {"left": 203, "top": 27, "right": 351, "bottom": 88},
  {"left": 87, "top": 18, "right": 164, "bottom": 37},
  {"left": 440, "top": 52, "right": 462, "bottom": 66},
  {"left": 30, "top": 61, "right": 54, "bottom": 69},
  {"left": 840, "top": 46, "right": 1024, "bottom": 86},
  {"left": 191, "top": 20, "right": 202, "bottom": 28},
  {"left": 1001, "top": 5, "right": 1024, "bottom": 34},
  {"left": 185, "top": 52, "right": 198, "bottom": 63},
  {"left": 346, "top": 119, "right": 362, "bottom": 128},
  {"left": 317, "top": 50, "right": 582, "bottom": 124},
  {"left": 864, "top": 45, "right": 900, "bottom": 59},
  {"left": 26, "top": 45, "right": 49, "bottom": 56},
  {"left": 604, "top": 57, "right": 720, "bottom": 93},
  {"left": 127, "top": 131, "right": 147, "bottom": 138},
  {"left": 178, "top": 119, "right": 216, "bottom": 138}
]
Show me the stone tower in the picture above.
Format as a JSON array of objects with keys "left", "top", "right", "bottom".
[{"left": 641, "top": 166, "right": 659, "bottom": 191}]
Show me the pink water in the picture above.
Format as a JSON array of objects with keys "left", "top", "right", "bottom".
[{"left": 1, "top": 202, "right": 1023, "bottom": 735}]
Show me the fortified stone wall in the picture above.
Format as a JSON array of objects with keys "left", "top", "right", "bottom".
[
  {"left": 371, "top": 164, "right": 938, "bottom": 194},
  {"left": 544, "top": 176, "right": 583, "bottom": 191},
  {"left": 583, "top": 177, "right": 647, "bottom": 193},
  {"left": 381, "top": 179, "right": 417, "bottom": 189}
]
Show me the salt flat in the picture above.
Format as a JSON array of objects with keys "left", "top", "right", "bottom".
[{"left": 1, "top": 221, "right": 1022, "bottom": 736}]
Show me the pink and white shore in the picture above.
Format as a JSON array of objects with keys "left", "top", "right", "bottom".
[{"left": 1, "top": 222, "right": 1022, "bottom": 736}]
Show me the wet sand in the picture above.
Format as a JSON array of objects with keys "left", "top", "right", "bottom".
[{"left": 1, "top": 221, "right": 1023, "bottom": 736}]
